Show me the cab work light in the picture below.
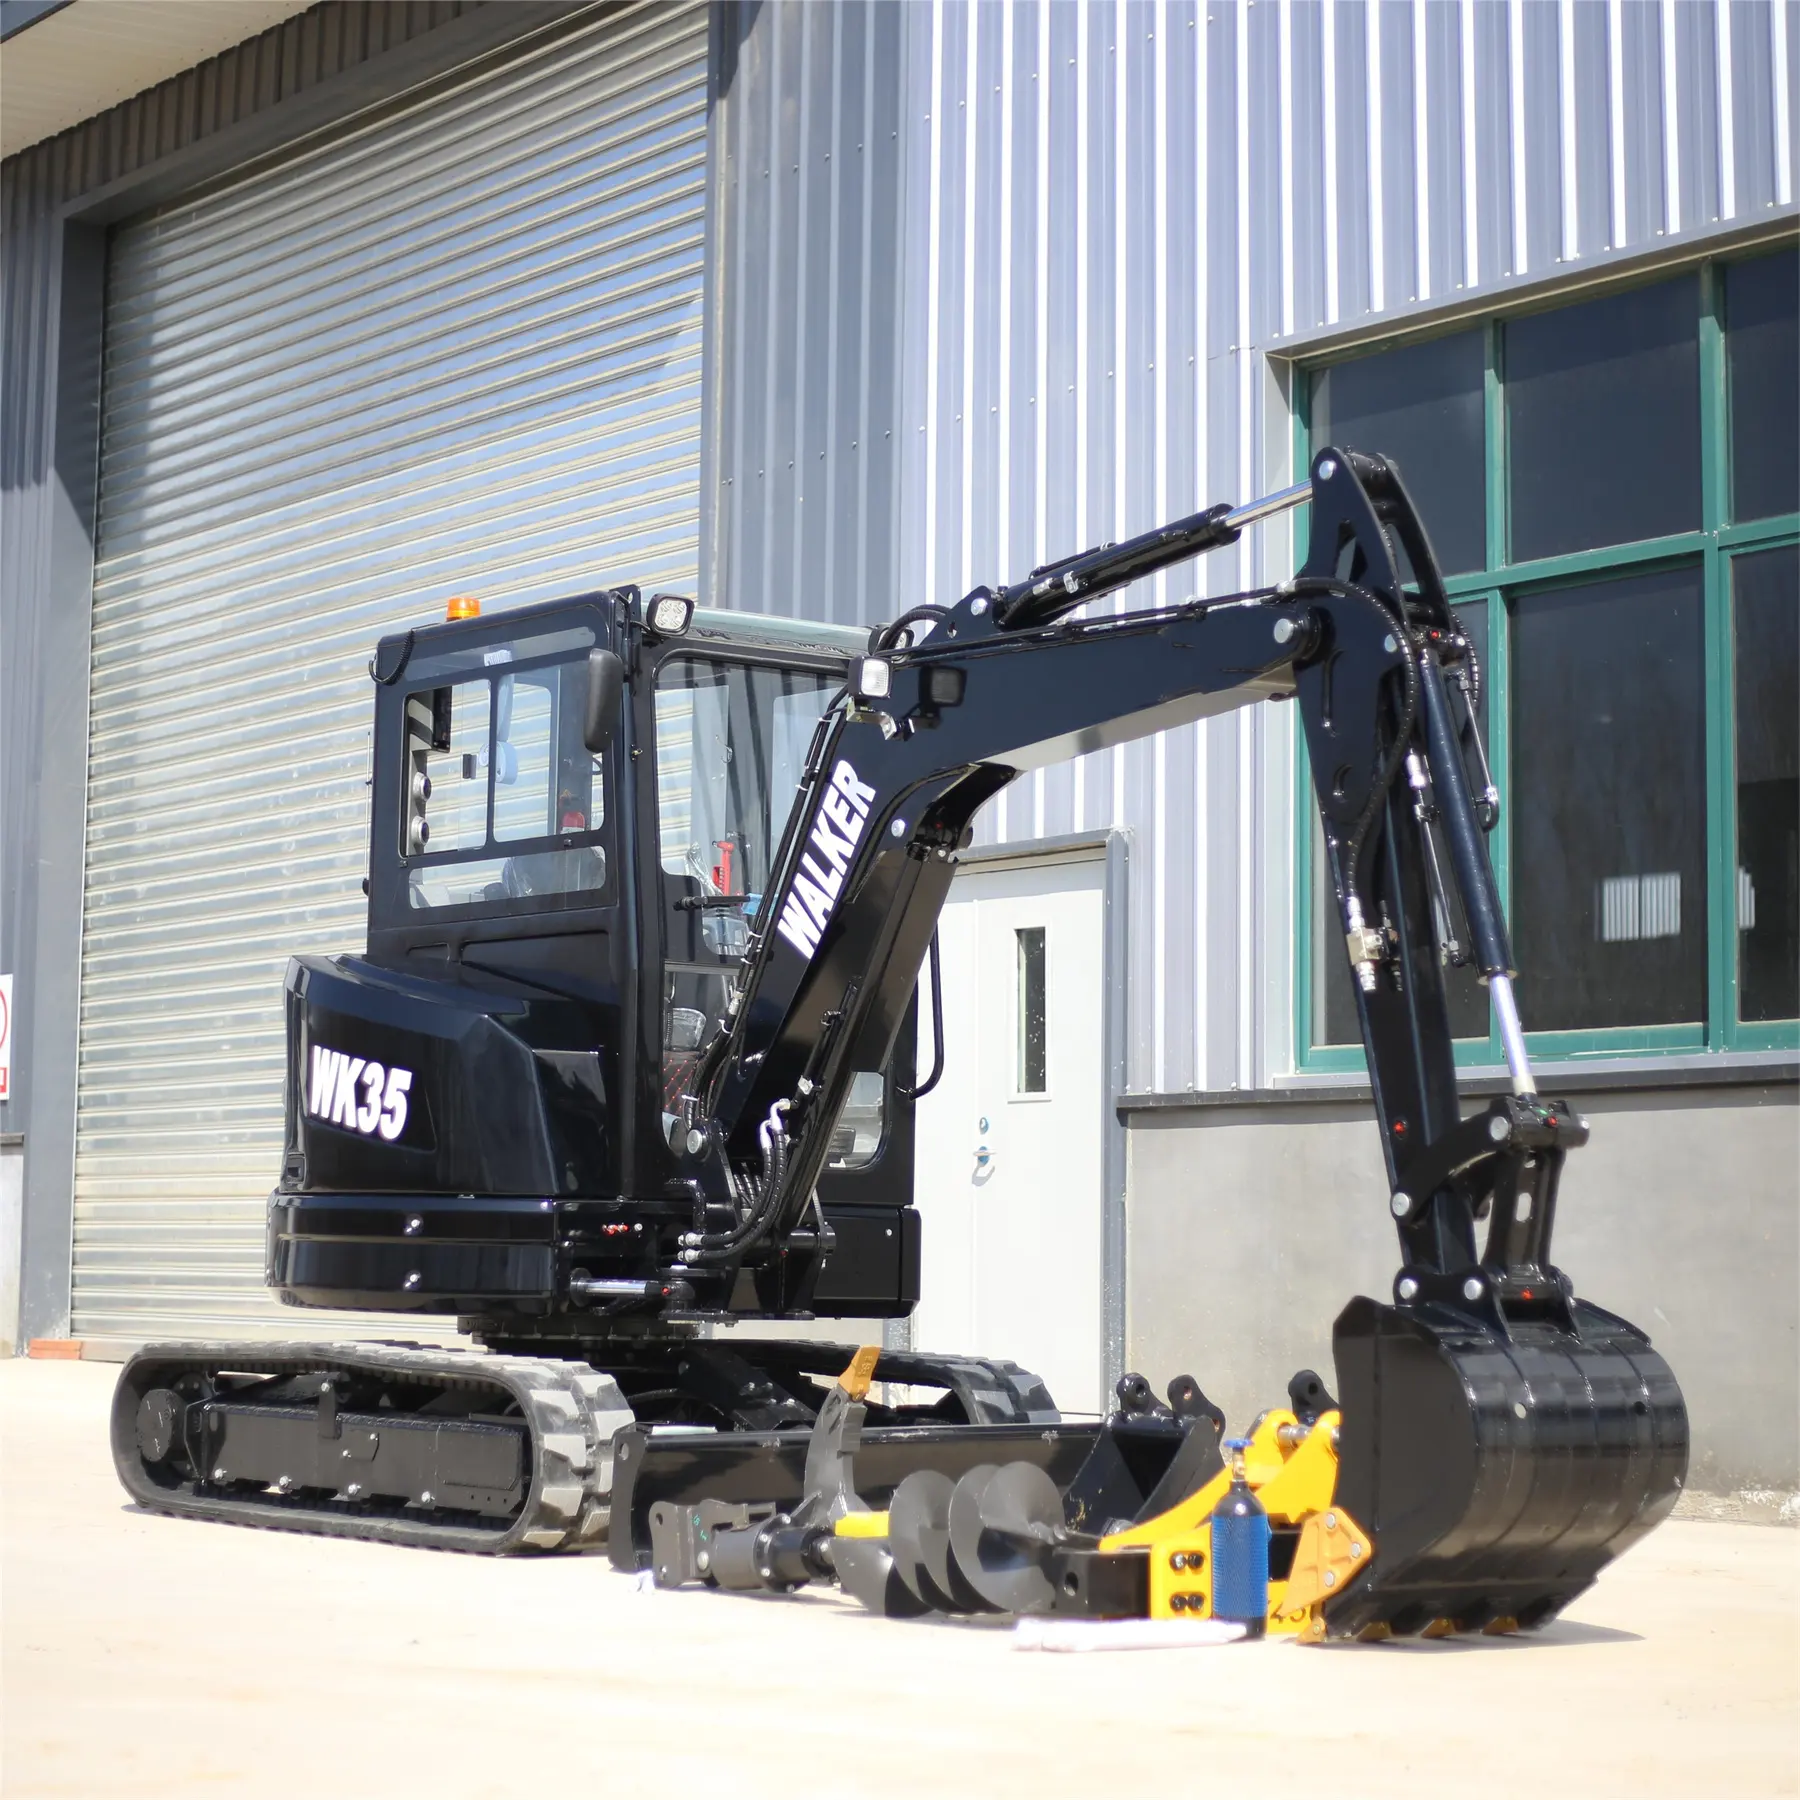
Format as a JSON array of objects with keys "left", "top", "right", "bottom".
[{"left": 648, "top": 593, "right": 695, "bottom": 637}]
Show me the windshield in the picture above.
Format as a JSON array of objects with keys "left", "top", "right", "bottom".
[
  {"left": 655, "top": 656, "right": 840, "bottom": 1134},
  {"left": 655, "top": 658, "right": 840, "bottom": 930}
]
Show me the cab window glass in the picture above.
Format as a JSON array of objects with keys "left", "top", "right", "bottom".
[
  {"left": 827, "top": 1070, "right": 885, "bottom": 1169},
  {"left": 401, "top": 647, "right": 608, "bottom": 912},
  {"left": 655, "top": 659, "right": 837, "bottom": 900},
  {"left": 654, "top": 656, "right": 839, "bottom": 1126},
  {"left": 408, "top": 680, "right": 489, "bottom": 854},
  {"left": 493, "top": 674, "right": 559, "bottom": 842}
]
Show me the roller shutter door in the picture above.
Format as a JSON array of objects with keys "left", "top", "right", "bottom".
[{"left": 73, "top": 2, "right": 708, "bottom": 1343}]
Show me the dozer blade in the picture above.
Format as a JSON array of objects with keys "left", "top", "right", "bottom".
[{"left": 1324, "top": 1294, "right": 1688, "bottom": 1637}]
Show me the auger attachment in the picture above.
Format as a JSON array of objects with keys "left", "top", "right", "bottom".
[{"left": 842, "top": 1368, "right": 1370, "bottom": 1638}]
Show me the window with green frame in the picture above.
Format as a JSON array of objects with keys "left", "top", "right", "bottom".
[{"left": 1295, "top": 246, "right": 1799, "bottom": 1069}]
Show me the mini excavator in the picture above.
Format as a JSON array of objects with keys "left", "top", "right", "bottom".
[{"left": 113, "top": 448, "right": 1687, "bottom": 1636}]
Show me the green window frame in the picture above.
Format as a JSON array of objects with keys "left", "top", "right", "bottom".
[{"left": 1293, "top": 249, "right": 1800, "bottom": 1073}]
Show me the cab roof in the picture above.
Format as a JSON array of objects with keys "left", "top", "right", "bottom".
[{"left": 688, "top": 606, "right": 869, "bottom": 661}]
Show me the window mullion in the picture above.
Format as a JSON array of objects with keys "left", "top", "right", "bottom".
[
  {"left": 1699, "top": 262, "right": 1734, "bottom": 1047},
  {"left": 1484, "top": 320, "right": 1506, "bottom": 571},
  {"left": 1485, "top": 583, "right": 1511, "bottom": 1062},
  {"left": 1699, "top": 261, "right": 1729, "bottom": 535},
  {"left": 1482, "top": 320, "right": 1507, "bottom": 1063},
  {"left": 1719, "top": 510, "right": 1800, "bottom": 550},
  {"left": 1706, "top": 541, "right": 1736, "bottom": 1045}
]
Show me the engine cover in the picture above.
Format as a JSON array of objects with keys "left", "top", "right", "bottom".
[{"left": 282, "top": 953, "right": 613, "bottom": 1200}]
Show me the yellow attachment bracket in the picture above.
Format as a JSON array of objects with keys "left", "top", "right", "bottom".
[
  {"left": 1098, "top": 1406, "right": 1359, "bottom": 1635},
  {"left": 833, "top": 1511, "right": 890, "bottom": 1539},
  {"left": 1251, "top": 1412, "right": 1342, "bottom": 1525},
  {"left": 837, "top": 1344, "right": 882, "bottom": 1402},
  {"left": 1272, "top": 1505, "right": 1372, "bottom": 1642},
  {"left": 1098, "top": 1408, "right": 1339, "bottom": 1553},
  {"left": 1148, "top": 1525, "right": 1213, "bottom": 1621}
]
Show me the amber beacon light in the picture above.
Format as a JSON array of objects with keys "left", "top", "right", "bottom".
[{"left": 445, "top": 594, "right": 481, "bottom": 621}]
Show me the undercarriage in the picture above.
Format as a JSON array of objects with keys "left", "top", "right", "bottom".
[{"left": 111, "top": 1335, "right": 1060, "bottom": 1554}]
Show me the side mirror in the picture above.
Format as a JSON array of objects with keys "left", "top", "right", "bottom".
[{"left": 584, "top": 648, "right": 625, "bottom": 752}]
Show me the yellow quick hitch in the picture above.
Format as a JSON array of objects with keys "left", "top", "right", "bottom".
[
  {"left": 1101, "top": 1408, "right": 1368, "bottom": 1636},
  {"left": 1098, "top": 1409, "right": 1297, "bottom": 1554},
  {"left": 1148, "top": 1527, "right": 1214, "bottom": 1620}
]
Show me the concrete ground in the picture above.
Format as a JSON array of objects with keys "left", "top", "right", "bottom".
[{"left": 3, "top": 1360, "right": 1796, "bottom": 1800}]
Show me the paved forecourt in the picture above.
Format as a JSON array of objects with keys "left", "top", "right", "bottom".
[{"left": 3, "top": 1358, "right": 1795, "bottom": 1800}]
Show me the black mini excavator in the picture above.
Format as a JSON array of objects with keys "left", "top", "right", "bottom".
[{"left": 113, "top": 449, "right": 1687, "bottom": 1636}]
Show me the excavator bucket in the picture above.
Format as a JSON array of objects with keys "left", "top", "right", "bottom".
[{"left": 1324, "top": 1294, "right": 1688, "bottom": 1637}]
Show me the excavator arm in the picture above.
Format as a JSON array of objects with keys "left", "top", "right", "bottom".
[{"left": 688, "top": 449, "right": 1522, "bottom": 1295}]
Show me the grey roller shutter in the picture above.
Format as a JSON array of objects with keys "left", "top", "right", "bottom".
[{"left": 73, "top": 2, "right": 708, "bottom": 1344}]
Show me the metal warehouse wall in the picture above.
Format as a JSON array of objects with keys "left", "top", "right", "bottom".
[
  {"left": 704, "top": 1, "right": 912, "bottom": 624},
  {"left": 714, "top": 0, "right": 1797, "bottom": 1097},
  {"left": 0, "top": 0, "right": 582, "bottom": 1338}
]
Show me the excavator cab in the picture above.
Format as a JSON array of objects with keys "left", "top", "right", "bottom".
[{"left": 269, "top": 590, "right": 920, "bottom": 1327}]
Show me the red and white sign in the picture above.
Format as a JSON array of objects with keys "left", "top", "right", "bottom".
[{"left": 0, "top": 972, "right": 11, "bottom": 1100}]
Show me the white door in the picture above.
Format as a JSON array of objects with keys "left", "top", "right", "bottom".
[{"left": 912, "top": 854, "right": 1107, "bottom": 1415}]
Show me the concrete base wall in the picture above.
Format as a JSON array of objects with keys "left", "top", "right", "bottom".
[{"left": 1125, "top": 1083, "right": 1799, "bottom": 1496}]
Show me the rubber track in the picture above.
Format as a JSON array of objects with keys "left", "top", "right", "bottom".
[{"left": 111, "top": 1341, "right": 635, "bottom": 1555}]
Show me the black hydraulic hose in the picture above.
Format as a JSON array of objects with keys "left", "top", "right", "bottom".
[
  {"left": 876, "top": 605, "right": 951, "bottom": 650},
  {"left": 684, "top": 1112, "right": 792, "bottom": 1263},
  {"left": 697, "top": 1138, "right": 789, "bottom": 1265},
  {"left": 1449, "top": 604, "right": 1483, "bottom": 717},
  {"left": 898, "top": 931, "right": 945, "bottom": 1101}
]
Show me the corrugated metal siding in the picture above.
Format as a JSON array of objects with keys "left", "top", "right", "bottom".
[
  {"left": 706, "top": 0, "right": 910, "bottom": 622},
  {"left": 70, "top": 0, "right": 709, "bottom": 1340},
  {"left": 716, "top": 0, "right": 1796, "bottom": 1096},
  {"left": 0, "top": 176, "right": 60, "bottom": 1137}
]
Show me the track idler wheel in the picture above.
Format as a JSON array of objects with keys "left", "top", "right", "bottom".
[
  {"left": 1325, "top": 1292, "right": 1688, "bottom": 1637},
  {"left": 134, "top": 1390, "right": 184, "bottom": 1465}
]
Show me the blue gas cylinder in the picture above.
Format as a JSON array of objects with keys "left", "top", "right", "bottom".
[{"left": 1210, "top": 1436, "right": 1270, "bottom": 1638}]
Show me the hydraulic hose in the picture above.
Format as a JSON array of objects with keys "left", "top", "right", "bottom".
[
  {"left": 680, "top": 1102, "right": 792, "bottom": 1263},
  {"left": 1449, "top": 604, "right": 1483, "bottom": 717},
  {"left": 897, "top": 931, "right": 945, "bottom": 1102},
  {"left": 875, "top": 606, "right": 951, "bottom": 651}
]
